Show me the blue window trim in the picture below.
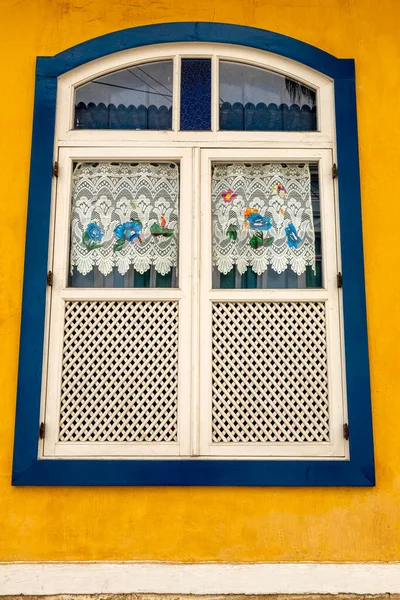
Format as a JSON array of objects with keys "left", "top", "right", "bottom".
[{"left": 13, "top": 22, "right": 374, "bottom": 486}]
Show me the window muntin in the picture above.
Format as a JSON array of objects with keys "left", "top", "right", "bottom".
[
  {"left": 74, "top": 60, "right": 173, "bottom": 130},
  {"left": 219, "top": 60, "right": 317, "bottom": 131}
]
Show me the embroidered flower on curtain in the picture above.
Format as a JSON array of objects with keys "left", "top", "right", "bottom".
[
  {"left": 212, "top": 163, "right": 315, "bottom": 276},
  {"left": 70, "top": 162, "right": 179, "bottom": 276}
]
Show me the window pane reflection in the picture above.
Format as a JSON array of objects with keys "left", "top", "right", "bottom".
[
  {"left": 212, "top": 162, "right": 322, "bottom": 289},
  {"left": 69, "top": 161, "right": 180, "bottom": 288},
  {"left": 219, "top": 61, "right": 317, "bottom": 131},
  {"left": 74, "top": 61, "right": 173, "bottom": 130}
]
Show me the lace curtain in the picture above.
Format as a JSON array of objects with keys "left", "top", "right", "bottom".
[
  {"left": 70, "top": 162, "right": 179, "bottom": 277},
  {"left": 212, "top": 163, "right": 315, "bottom": 276}
]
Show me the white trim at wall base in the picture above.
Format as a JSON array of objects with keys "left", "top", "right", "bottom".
[{"left": 1, "top": 561, "right": 400, "bottom": 595}]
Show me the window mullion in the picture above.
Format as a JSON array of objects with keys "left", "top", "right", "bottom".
[{"left": 189, "top": 146, "right": 202, "bottom": 456}]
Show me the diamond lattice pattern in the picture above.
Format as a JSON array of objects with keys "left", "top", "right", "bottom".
[
  {"left": 59, "top": 300, "right": 179, "bottom": 442},
  {"left": 212, "top": 301, "right": 329, "bottom": 443}
]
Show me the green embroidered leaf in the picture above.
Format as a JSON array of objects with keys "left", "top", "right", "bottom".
[
  {"left": 263, "top": 236, "right": 274, "bottom": 248},
  {"left": 114, "top": 239, "right": 126, "bottom": 252},
  {"left": 150, "top": 223, "right": 162, "bottom": 236},
  {"left": 249, "top": 232, "right": 264, "bottom": 249},
  {"left": 226, "top": 224, "right": 239, "bottom": 241},
  {"left": 150, "top": 223, "right": 174, "bottom": 237},
  {"left": 82, "top": 231, "right": 103, "bottom": 251}
]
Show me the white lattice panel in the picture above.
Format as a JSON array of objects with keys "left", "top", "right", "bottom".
[
  {"left": 211, "top": 301, "right": 329, "bottom": 443},
  {"left": 59, "top": 300, "right": 179, "bottom": 442}
]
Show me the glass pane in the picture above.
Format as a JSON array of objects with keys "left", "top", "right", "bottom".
[
  {"left": 212, "top": 162, "right": 322, "bottom": 289},
  {"left": 180, "top": 59, "right": 212, "bottom": 130},
  {"left": 74, "top": 61, "right": 173, "bottom": 130},
  {"left": 69, "top": 161, "right": 180, "bottom": 288},
  {"left": 219, "top": 61, "right": 317, "bottom": 131}
]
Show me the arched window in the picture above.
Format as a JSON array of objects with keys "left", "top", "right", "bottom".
[{"left": 13, "top": 25, "right": 373, "bottom": 486}]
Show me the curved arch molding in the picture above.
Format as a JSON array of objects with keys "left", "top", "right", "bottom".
[
  {"left": 13, "top": 22, "right": 374, "bottom": 486},
  {"left": 38, "top": 22, "right": 353, "bottom": 78}
]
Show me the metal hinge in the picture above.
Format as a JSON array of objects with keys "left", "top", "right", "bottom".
[
  {"left": 53, "top": 161, "right": 59, "bottom": 177},
  {"left": 39, "top": 422, "right": 45, "bottom": 440},
  {"left": 332, "top": 163, "right": 338, "bottom": 179},
  {"left": 343, "top": 423, "right": 349, "bottom": 440},
  {"left": 337, "top": 272, "right": 343, "bottom": 288},
  {"left": 47, "top": 270, "right": 53, "bottom": 286}
]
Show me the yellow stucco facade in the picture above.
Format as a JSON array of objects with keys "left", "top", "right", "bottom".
[{"left": 1, "top": 0, "right": 399, "bottom": 563}]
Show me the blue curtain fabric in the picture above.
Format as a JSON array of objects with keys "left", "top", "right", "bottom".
[
  {"left": 74, "top": 102, "right": 173, "bottom": 130},
  {"left": 74, "top": 101, "right": 316, "bottom": 131},
  {"left": 219, "top": 102, "right": 317, "bottom": 131}
]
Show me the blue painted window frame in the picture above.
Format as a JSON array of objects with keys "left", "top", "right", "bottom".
[{"left": 13, "top": 22, "right": 374, "bottom": 486}]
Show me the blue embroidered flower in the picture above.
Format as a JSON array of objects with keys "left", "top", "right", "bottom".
[
  {"left": 86, "top": 223, "right": 103, "bottom": 242},
  {"left": 285, "top": 223, "right": 302, "bottom": 248},
  {"left": 82, "top": 222, "right": 103, "bottom": 250},
  {"left": 247, "top": 213, "right": 272, "bottom": 231},
  {"left": 114, "top": 221, "right": 142, "bottom": 241},
  {"left": 114, "top": 220, "right": 143, "bottom": 251}
]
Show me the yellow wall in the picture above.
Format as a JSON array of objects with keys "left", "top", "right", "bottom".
[{"left": 1, "top": 0, "right": 400, "bottom": 563}]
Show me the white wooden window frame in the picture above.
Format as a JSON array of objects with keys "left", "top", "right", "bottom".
[
  {"left": 43, "top": 146, "right": 193, "bottom": 458},
  {"left": 39, "top": 42, "right": 348, "bottom": 460},
  {"left": 198, "top": 148, "right": 346, "bottom": 458}
]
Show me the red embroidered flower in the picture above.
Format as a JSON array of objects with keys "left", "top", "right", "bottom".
[
  {"left": 221, "top": 189, "right": 237, "bottom": 203},
  {"left": 272, "top": 183, "right": 287, "bottom": 198}
]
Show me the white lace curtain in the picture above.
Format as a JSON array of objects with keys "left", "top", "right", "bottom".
[
  {"left": 70, "top": 162, "right": 179, "bottom": 277},
  {"left": 212, "top": 163, "right": 315, "bottom": 276}
]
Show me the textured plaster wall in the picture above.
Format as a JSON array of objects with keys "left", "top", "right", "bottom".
[
  {"left": 2, "top": 596, "right": 399, "bottom": 600},
  {"left": 1, "top": 0, "right": 400, "bottom": 562}
]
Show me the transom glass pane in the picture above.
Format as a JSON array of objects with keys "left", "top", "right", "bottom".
[
  {"left": 74, "top": 61, "right": 173, "bottom": 130},
  {"left": 212, "top": 162, "right": 322, "bottom": 289},
  {"left": 180, "top": 58, "right": 212, "bottom": 131},
  {"left": 69, "top": 161, "right": 180, "bottom": 288},
  {"left": 219, "top": 61, "right": 317, "bottom": 131}
]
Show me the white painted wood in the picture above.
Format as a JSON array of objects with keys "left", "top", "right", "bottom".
[
  {"left": 55, "top": 42, "right": 334, "bottom": 145},
  {"left": 61, "top": 288, "right": 183, "bottom": 301},
  {"left": 211, "top": 54, "right": 219, "bottom": 132},
  {"left": 176, "top": 149, "right": 194, "bottom": 456},
  {"left": 43, "top": 147, "right": 193, "bottom": 458},
  {"left": 53, "top": 442, "right": 182, "bottom": 457},
  {"left": 318, "top": 152, "right": 346, "bottom": 457},
  {"left": 58, "top": 139, "right": 334, "bottom": 149},
  {"left": 198, "top": 148, "right": 347, "bottom": 459},
  {"left": 172, "top": 55, "right": 180, "bottom": 134},
  {"left": 190, "top": 147, "right": 201, "bottom": 456},
  {"left": 2, "top": 561, "right": 400, "bottom": 595},
  {"left": 39, "top": 41, "right": 348, "bottom": 463},
  {"left": 57, "top": 300, "right": 180, "bottom": 448}
]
